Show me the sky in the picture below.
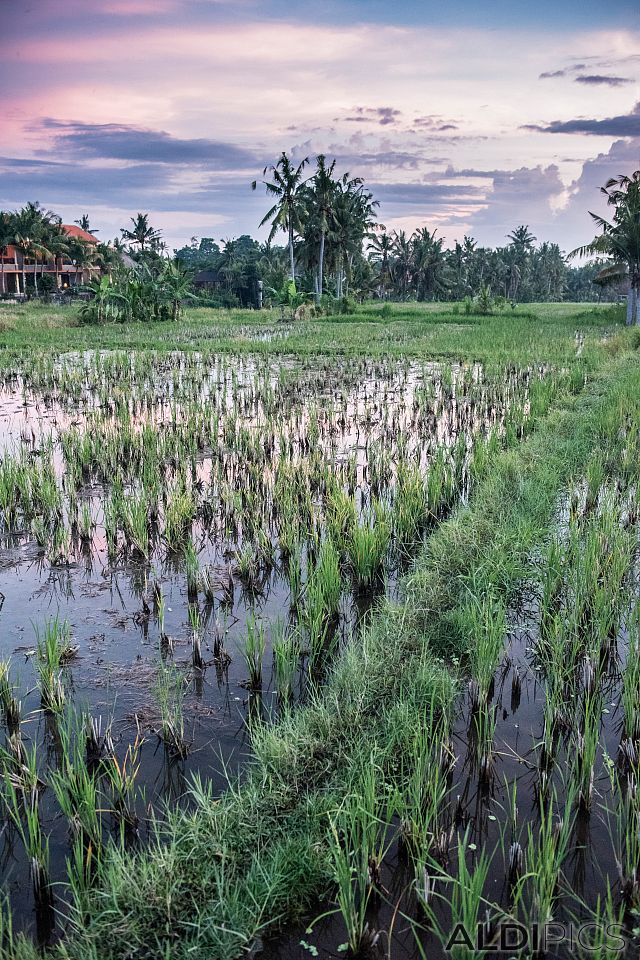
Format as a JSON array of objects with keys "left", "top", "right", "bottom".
[{"left": 0, "top": 0, "right": 639, "bottom": 253}]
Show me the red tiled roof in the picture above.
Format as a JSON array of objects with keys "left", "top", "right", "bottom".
[{"left": 61, "top": 224, "right": 98, "bottom": 244}]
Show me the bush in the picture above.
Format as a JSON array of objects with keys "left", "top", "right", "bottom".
[
  {"left": 338, "top": 296, "right": 357, "bottom": 316},
  {"left": 379, "top": 303, "right": 393, "bottom": 321}
]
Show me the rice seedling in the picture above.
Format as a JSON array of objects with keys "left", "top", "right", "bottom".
[
  {"left": 314, "top": 759, "right": 393, "bottom": 957},
  {"left": 466, "top": 588, "right": 505, "bottom": 710},
  {"left": 1, "top": 734, "right": 41, "bottom": 797},
  {"left": 397, "top": 725, "right": 452, "bottom": 866},
  {"left": 120, "top": 492, "right": 150, "bottom": 560},
  {"left": 155, "top": 665, "right": 190, "bottom": 759},
  {"left": 469, "top": 702, "right": 497, "bottom": 785},
  {"left": 50, "top": 758, "right": 103, "bottom": 850},
  {"left": 422, "top": 830, "right": 495, "bottom": 960},
  {"left": 272, "top": 621, "right": 299, "bottom": 706},
  {"left": 242, "top": 615, "right": 266, "bottom": 690},
  {"left": 84, "top": 714, "right": 114, "bottom": 770},
  {"left": 570, "top": 690, "right": 602, "bottom": 812},
  {"left": 512, "top": 789, "right": 574, "bottom": 929},
  {"left": 621, "top": 608, "right": 640, "bottom": 746},
  {"left": 102, "top": 736, "right": 143, "bottom": 835},
  {"left": 346, "top": 507, "right": 390, "bottom": 591},
  {"left": 3, "top": 780, "right": 53, "bottom": 918},
  {"left": 184, "top": 538, "right": 200, "bottom": 601},
  {"left": 574, "top": 888, "right": 627, "bottom": 959},
  {"left": 35, "top": 616, "right": 78, "bottom": 669},
  {"left": 189, "top": 603, "right": 205, "bottom": 670},
  {"left": 0, "top": 659, "right": 21, "bottom": 733},
  {"left": 164, "top": 487, "right": 196, "bottom": 551}
]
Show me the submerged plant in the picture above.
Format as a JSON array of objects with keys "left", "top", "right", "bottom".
[{"left": 155, "top": 665, "right": 190, "bottom": 759}]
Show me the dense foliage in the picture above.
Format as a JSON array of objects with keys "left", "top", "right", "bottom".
[
  {"left": 571, "top": 171, "right": 640, "bottom": 324},
  {"left": 2, "top": 162, "right": 634, "bottom": 319}
]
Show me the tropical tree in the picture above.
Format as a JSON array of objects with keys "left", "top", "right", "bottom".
[
  {"left": 368, "top": 232, "right": 393, "bottom": 299},
  {"left": 74, "top": 214, "right": 98, "bottom": 235},
  {"left": 0, "top": 212, "right": 15, "bottom": 296},
  {"left": 121, "top": 213, "right": 162, "bottom": 252},
  {"left": 571, "top": 171, "right": 640, "bottom": 324},
  {"left": 252, "top": 152, "right": 309, "bottom": 282},
  {"left": 161, "top": 260, "right": 195, "bottom": 321}
]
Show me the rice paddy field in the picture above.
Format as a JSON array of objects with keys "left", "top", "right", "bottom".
[{"left": 0, "top": 300, "right": 639, "bottom": 960}]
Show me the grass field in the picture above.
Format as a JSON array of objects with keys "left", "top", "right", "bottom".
[{"left": 1, "top": 300, "right": 639, "bottom": 960}]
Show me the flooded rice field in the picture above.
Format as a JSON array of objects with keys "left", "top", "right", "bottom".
[
  {"left": 262, "top": 471, "right": 640, "bottom": 957},
  {"left": 0, "top": 350, "right": 574, "bottom": 947}
]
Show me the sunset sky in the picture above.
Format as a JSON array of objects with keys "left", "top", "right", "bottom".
[{"left": 1, "top": 0, "right": 638, "bottom": 252}]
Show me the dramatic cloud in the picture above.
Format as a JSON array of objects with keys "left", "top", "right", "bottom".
[
  {"left": 34, "top": 119, "right": 259, "bottom": 168},
  {"left": 522, "top": 103, "right": 640, "bottom": 137},
  {"left": 1, "top": 0, "right": 639, "bottom": 249}
]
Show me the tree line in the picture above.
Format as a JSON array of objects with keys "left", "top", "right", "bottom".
[
  {"left": 176, "top": 151, "right": 624, "bottom": 308},
  {"left": 2, "top": 158, "right": 635, "bottom": 317}
]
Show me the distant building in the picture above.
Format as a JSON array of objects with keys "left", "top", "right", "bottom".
[
  {"left": 193, "top": 269, "right": 223, "bottom": 292},
  {"left": 0, "top": 224, "right": 100, "bottom": 296}
]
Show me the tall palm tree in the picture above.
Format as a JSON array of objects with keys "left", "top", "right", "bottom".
[
  {"left": 571, "top": 170, "right": 640, "bottom": 324},
  {"left": 368, "top": 232, "right": 393, "bottom": 299},
  {"left": 309, "top": 155, "right": 340, "bottom": 302},
  {"left": 391, "top": 231, "right": 413, "bottom": 300},
  {"left": 121, "top": 213, "right": 162, "bottom": 252},
  {"left": 252, "top": 152, "right": 309, "bottom": 283}
]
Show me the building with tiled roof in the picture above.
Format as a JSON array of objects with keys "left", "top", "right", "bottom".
[{"left": 0, "top": 224, "right": 100, "bottom": 296}]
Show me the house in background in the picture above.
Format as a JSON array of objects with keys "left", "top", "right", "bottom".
[
  {"left": 0, "top": 224, "right": 100, "bottom": 296},
  {"left": 193, "top": 268, "right": 223, "bottom": 293}
]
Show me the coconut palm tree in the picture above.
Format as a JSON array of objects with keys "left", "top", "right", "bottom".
[
  {"left": 391, "top": 231, "right": 413, "bottom": 300},
  {"left": 368, "top": 232, "right": 393, "bottom": 299},
  {"left": 74, "top": 214, "right": 98, "bottom": 235},
  {"left": 308, "top": 155, "right": 340, "bottom": 303},
  {"left": 252, "top": 152, "right": 309, "bottom": 283},
  {"left": 121, "top": 213, "right": 162, "bottom": 252},
  {"left": 11, "top": 202, "right": 47, "bottom": 295},
  {"left": 571, "top": 171, "right": 640, "bottom": 325}
]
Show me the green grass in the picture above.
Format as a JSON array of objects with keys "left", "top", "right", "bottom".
[{"left": 0, "top": 299, "right": 624, "bottom": 364}]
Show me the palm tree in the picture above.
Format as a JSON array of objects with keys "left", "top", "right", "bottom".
[
  {"left": 252, "top": 152, "right": 309, "bottom": 283},
  {"left": 368, "top": 232, "right": 393, "bottom": 299},
  {"left": 411, "top": 228, "right": 448, "bottom": 300},
  {"left": 309, "top": 155, "right": 339, "bottom": 302},
  {"left": 571, "top": 171, "right": 640, "bottom": 325},
  {"left": 11, "top": 202, "right": 47, "bottom": 295},
  {"left": 507, "top": 225, "right": 537, "bottom": 302},
  {"left": 74, "top": 214, "right": 98, "bottom": 235},
  {"left": 331, "top": 176, "right": 379, "bottom": 299},
  {"left": 507, "top": 225, "right": 537, "bottom": 249},
  {"left": 121, "top": 213, "right": 162, "bottom": 252},
  {"left": 67, "top": 237, "right": 97, "bottom": 287},
  {"left": 391, "top": 231, "right": 413, "bottom": 300}
]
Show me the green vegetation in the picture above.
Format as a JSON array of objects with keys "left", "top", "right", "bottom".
[{"left": 0, "top": 295, "right": 638, "bottom": 959}]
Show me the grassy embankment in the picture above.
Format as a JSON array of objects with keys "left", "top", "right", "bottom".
[
  {"left": 0, "top": 299, "right": 620, "bottom": 364},
  {"left": 0, "top": 301, "right": 637, "bottom": 959}
]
